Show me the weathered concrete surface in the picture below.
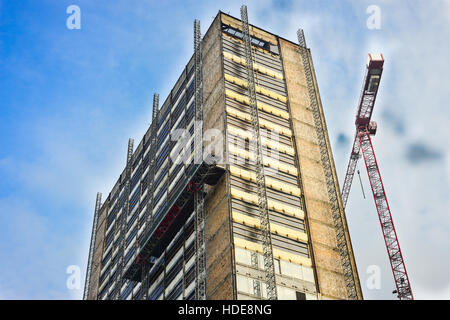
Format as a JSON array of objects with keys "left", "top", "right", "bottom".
[
  {"left": 279, "top": 38, "right": 363, "bottom": 300},
  {"left": 88, "top": 200, "right": 109, "bottom": 300},
  {"left": 203, "top": 14, "right": 234, "bottom": 300}
]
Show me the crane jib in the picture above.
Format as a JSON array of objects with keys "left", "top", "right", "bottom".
[
  {"left": 355, "top": 56, "right": 384, "bottom": 126},
  {"left": 341, "top": 53, "right": 413, "bottom": 300}
]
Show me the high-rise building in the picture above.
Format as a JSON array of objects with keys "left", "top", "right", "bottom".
[{"left": 84, "top": 10, "right": 363, "bottom": 301}]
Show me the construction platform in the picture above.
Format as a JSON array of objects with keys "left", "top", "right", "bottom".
[{"left": 123, "top": 159, "right": 225, "bottom": 282}]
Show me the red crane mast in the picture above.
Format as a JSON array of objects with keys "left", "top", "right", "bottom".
[{"left": 341, "top": 54, "right": 413, "bottom": 300}]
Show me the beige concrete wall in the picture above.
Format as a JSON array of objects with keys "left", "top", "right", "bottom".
[
  {"left": 205, "top": 177, "right": 233, "bottom": 299},
  {"left": 202, "top": 14, "right": 234, "bottom": 300},
  {"left": 87, "top": 200, "right": 108, "bottom": 300},
  {"left": 279, "top": 38, "right": 362, "bottom": 300}
]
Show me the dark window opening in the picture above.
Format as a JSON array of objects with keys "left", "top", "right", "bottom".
[
  {"left": 296, "top": 291, "right": 306, "bottom": 300},
  {"left": 221, "top": 24, "right": 279, "bottom": 55}
]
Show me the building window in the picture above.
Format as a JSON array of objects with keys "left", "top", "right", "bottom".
[
  {"left": 296, "top": 291, "right": 306, "bottom": 300},
  {"left": 302, "top": 266, "right": 315, "bottom": 283},
  {"left": 235, "top": 247, "right": 252, "bottom": 266},
  {"left": 279, "top": 260, "right": 302, "bottom": 279},
  {"left": 166, "top": 280, "right": 183, "bottom": 300},
  {"left": 121, "top": 282, "right": 133, "bottom": 300},
  {"left": 236, "top": 275, "right": 268, "bottom": 299},
  {"left": 274, "top": 258, "right": 281, "bottom": 274},
  {"left": 148, "top": 281, "right": 164, "bottom": 300},
  {"left": 236, "top": 275, "right": 251, "bottom": 294},
  {"left": 276, "top": 285, "right": 296, "bottom": 300},
  {"left": 185, "top": 264, "right": 196, "bottom": 287}
]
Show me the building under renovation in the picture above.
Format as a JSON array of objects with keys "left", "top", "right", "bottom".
[{"left": 83, "top": 8, "right": 363, "bottom": 300}]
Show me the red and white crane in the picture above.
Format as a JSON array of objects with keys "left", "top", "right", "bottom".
[{"left": 341, "top": 54, "right": 413, "bottom": 300}]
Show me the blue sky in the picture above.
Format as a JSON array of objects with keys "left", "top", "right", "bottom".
[{"left": 0, "top": 0, "right": 449, "bottom": 299}]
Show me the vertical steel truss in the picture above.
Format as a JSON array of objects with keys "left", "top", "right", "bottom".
[
  {"left": 144, "top": 94, "right": 159, "bottom": 231},
  {"left": 341, "top": 134, "right": 361, "bottom": 209},
  {"left": 251, "top": 252, "right": 261, "bottom": 297},
  {"left": 141, "top": 93, "right": 159, "bottom": 299},
  {"left": 114, "top": 138, "right": 134, "bottom": 299},
  {"left": 358, "top": 132, "right": 413, "bottom": 300},
  {"left": 152, "top": 93, "right": 159, "bottom": 121},
  {"left": 83, "top": 192, "right": 102, "bottom": 300},
  {"left": 194, "top": 19, "right": 206, "bottom": 300},
  {"left": 240, "top": 5, "right": 278, "bottom": 300},
  {"left": 297, "top": 29, "right": 358, "bottom": 299},
  {"left": 194, "top": 185, "right": 206, "bottom": 300}
]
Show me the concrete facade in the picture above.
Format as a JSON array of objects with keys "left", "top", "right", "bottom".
[{"left": 84, "top": 11, "right": 362, "bottom": 300}]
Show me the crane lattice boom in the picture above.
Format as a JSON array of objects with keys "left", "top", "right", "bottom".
[{"left": 341, "top": 54, "right": 413, "bottom": 300}]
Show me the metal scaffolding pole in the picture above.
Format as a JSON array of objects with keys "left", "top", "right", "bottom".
[
  {"left": 145, "top": 93, "right": 159, "bottom": 230},
  {"left": 83, "top": 192, "right": 102, "bottom": 300},
  {"left": 114, "top": 138, "right": 134, "bottom": 299},
  {"left": 193, "top": 19, "right": 206, "bottom": 300},
  {"left": 141, "top": 93, "right": 159, "bottom": 299},
  {"left": 240, "top": 5, "right": 277, "bottom": 300},
  {"left": 297, "top": 29, "right": 359, "bottom": 299}
]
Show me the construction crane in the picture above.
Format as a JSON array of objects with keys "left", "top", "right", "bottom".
[{"left": 341, "top": 54, "right": 413, "bottom": 300}]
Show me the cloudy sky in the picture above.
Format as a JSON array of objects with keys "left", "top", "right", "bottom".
[{"left": 0, "top": 0, "right": 449, "bottom": 300}]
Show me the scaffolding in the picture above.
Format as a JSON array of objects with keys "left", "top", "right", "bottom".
[
  {"left": 114, "top": 138, "right": 134, "bottom": 299},
  {"left": 140, "top": 93, "right": 159, "bottom": 299},
  {"left": 297, "top": 29, "right": 359, "bottom": 299},
  {"left": 240, "top": 5, "right": 277, "bottom": 300},
  {"left": 87, "top": 10, "right": 337, "bottom": 301},
  {"left": 83, "top": 192, "right": 102, "bottom": 300},
  {"left": 118, "top": 19, "right": 225, "bottom": 300},
  {"left": 146, "top": 93, "right": 160, "bottom": 230},
  {"left": 193, "top": 19, "right": 207, "bottom": 301}
]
